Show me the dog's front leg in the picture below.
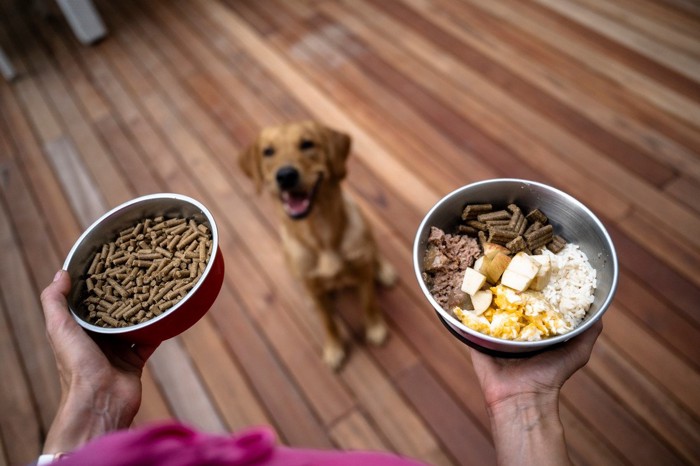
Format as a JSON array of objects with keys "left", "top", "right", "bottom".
[
  {"left": 357, "top": 267, "right": 388, "bottom": 346},
  {"left": 306, "top": 285, "right": 346, "bottom": 370}
]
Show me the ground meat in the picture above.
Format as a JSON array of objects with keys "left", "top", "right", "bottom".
[{"left": 422, "top": 226, "right": 481, "bottom": 310}]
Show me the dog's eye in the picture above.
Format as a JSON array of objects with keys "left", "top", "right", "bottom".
[
  {"left": 262, "top": 146, "right": 275, "bottom": 157},
  {"left": 299, "top": 139, "right": 315, "bottom": 151}
]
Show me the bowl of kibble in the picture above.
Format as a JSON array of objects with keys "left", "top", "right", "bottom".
[
  {"left": 413, "top": 178, "right": 618, "bottom": 354},
  {"left": 63, "top": 193, "right": 225, "bottom": 345}
]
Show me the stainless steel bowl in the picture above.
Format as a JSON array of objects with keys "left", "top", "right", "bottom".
[
  {"left": 63, "top": 193, "right": 225, "bottom": 344},
  {"left": 413, "top": 179, "right": 618, "bottom": 354}
]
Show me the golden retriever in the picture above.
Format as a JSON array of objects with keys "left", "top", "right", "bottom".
[{"left": 239, "top": 121, "right": 396, "bottom": 370}]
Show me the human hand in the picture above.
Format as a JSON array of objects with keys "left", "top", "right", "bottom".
[
  {"left": 40, "top": 270, "right": 159, "bottom": 454},
  {"left": 470, "top": 320, "right": 603, "bottom": 410},
  {"left": 470, "top": 321, "right": 603, "bottom": 466}
]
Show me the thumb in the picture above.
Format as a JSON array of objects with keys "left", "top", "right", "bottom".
[{"left": 40, "top": 270, "right": 74, "bottom": 329}]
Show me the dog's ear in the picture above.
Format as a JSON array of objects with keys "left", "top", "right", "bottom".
[
  {"left": 239, "top": 140, "right": 263, "bottom": 193},
  {"left": 325, "top": 127, "right": 351, "bottom": 181}
]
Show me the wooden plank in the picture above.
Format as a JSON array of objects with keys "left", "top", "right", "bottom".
[
  {"left": 618, "top": 209, "right": 700, "bottom": 288},
  {"left": 658, "top": 0, "right": 700, "bottom": 17},
  {"left": 607, "top": 224, "right": 700, "bottom": 328},
  {"left": 573, "top": 0, "right": 700, "bottom": 58},
  {"left": 614, "top": 269, "right": 700, "bottom": 368},
  {"left": 147, "top": 337, "right": 227, "bottom": 433},
  {"left": 558, "top": 404, "right": 626, "bottom": 466},
  {"left": 40, "top": 17, "right": 111, "bottom": 123},
  {"left": 534, "top": 0, "right": 700, "bottom": 81},
  {"left": 4, "top": 9, "right": 132, "bottom": 210},
  {"left": 43, "top": 136, "right": 107, "bottom": 228},
  {"left": 206, "top": 285, "right": 334, "bottom": 448},
  {"left": 0, "top": 435, "right": 6, "bottom": 466},
  {"left": 611, "top": 0, "right": 700, "bottom": 38},
  {"left": 364, "top": 0, "right": 700, "bottom": 252},
  {"left": 590, "top": 335, "right": 700, "bottom": 463},
  {"left": 319, "top": 1, "right": 633, "bottom": 221},
  {"left": 93, "top": 114, "right": 163, "bottom": 196},
  {"left": 561, "top": 365, "right": 685, "bottom": 464},
  {"left": 664, "top": 175, "right": 700, "bottom": 215},
  {"left": 0, "top": 85, "right": 81, "bottom": 255},
  {"left": 371, "top": 0, "right": 675, "bottom": 186},
  {"left": 264, "top": 8, "right": 499, "bottom": 190},
  {"left": 456, "top": 0, "right": 700, "bottom": 136},
  {"left": 186, "top": 0, "right": 441, "bottom": 216},
  {"left": 0, "top": 290, "right": 41, "bottom": 464},
  {"left": 395, "top": 362, "right": 495, "bottom": 465},
  {"left": 0, "top": 197, "right": 60, "bottom": 430},
  {"left": 601, "top": 304, "right": 700, "bottom": 418},
  {"left": 178, "top": 315, "right": 274, "bottom": 431},
  {"left": 421, "top": 0, "right": 700, "bottom": 180},
  {"left": 329, "top": 409, "right": 392, "bottom": 452},
  {"left": 132, "top": 365, "right": 173, "bottom": 426},
  {"left": 340, "top": 352, "right": 452, "bottom": 465}
]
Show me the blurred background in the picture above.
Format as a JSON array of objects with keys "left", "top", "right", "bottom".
[{"left": 0, "top": 0, "right": 698, "bottom": 465}]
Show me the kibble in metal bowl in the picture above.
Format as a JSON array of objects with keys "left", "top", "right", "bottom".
[{"left": 64, "top": 194, "right": 225, "bottom": 345}]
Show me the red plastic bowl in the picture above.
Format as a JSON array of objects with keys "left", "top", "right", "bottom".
[{"left": 63, "top": 193, "right": 225, "bottom": 345}]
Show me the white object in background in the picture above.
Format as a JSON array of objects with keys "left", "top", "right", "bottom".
[
  {"left": 55, "top": 0, "right": 107, "bottom": 45},
  {"left": 0, "top": 46, "right": 17, "bottom": 81}
]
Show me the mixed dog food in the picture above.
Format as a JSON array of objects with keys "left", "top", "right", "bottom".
[
  {"left": 79, "top": 216, "right": 213, "bottom": 328},
  {"left": 422, "top": 203, "right": 596, "bottom": 341}
]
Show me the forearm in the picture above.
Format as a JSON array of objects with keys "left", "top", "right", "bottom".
[
  {"left": 488, "top": 393, "right": 571, "bottom": 466},
  {"left": 43, "top": 383, "right": 138, "bottom": 454}
]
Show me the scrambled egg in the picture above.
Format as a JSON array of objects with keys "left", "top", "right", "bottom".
[{"left": 454, "top": 285, "right": 571, "bottom": 341}]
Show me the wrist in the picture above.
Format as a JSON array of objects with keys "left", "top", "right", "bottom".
[
  {"left": 487, "top": 392, "right": 571, "bottom": 466},
  {"left": 43, "top": 381, "right": 139, "bottom": 454},
  {"left": 487, "top": 390, "right": 560, "bottom": 420}
]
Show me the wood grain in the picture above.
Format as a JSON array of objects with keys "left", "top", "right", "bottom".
[{"left": 0, "top": 0, "right": 698, "bottom": 464}]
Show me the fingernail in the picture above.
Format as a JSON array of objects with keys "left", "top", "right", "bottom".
[{"left": 53, "top": 270, "right": 63, "bottom": 282}]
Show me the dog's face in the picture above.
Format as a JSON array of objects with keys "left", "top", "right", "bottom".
[{"left": 239, "top": 121, "right": 351, "bottom": 220}]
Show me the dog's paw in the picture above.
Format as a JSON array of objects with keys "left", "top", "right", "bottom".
[
  {"left": 323, "top": 342, "right": 346, "bottom": 371},
  {"left": 377, "top": 259, "right": 398, "bottom": 288},
  {"left": 366, "top": 320, "right": 388, "bottom": 346}
]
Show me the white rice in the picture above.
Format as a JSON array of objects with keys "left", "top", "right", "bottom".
[{"left": 540, "top": 244, "right": 596, "bottom": 329}]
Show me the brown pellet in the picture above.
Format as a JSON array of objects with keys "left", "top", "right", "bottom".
[
  {"left": 461, "top": 204, "right": 492, "bottom": 221},
  {"left": 526, "top": 209, "right": 548, "bottom": 225},
  {"left": 477, "top": 210, "right": 510, "bottom": 222}
]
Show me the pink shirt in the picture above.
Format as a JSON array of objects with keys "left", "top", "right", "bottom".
[{"left": 54, "top": 422, "right": 430, "bottom": 465}]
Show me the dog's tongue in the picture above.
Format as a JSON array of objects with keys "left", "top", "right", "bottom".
[{"left": 282, "top": 191, "right": 310, "bottom": 217}]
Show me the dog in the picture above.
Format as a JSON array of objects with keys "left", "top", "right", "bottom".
[{"left": 239, "top": 121, "right": 397, "bottom": 370}]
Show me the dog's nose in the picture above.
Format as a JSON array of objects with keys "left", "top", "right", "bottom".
[{"left": 276, "top": 166, "right": 300, "bottom": 190}]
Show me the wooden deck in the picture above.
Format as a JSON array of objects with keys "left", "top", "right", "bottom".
[{"left": 1, "top": 0, "right": 699, "bottom": 464}]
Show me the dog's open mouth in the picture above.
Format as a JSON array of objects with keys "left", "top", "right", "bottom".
[{"left": 280, "top": 174, "right": 323, "bottom": 220}]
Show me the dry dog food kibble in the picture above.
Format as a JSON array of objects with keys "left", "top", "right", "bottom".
[
  {"left": 425, "top": 202, "right": 597, "bottom": 341},
  {"left": 80, "top": 216, "right": 213, "bottom": 328}
]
